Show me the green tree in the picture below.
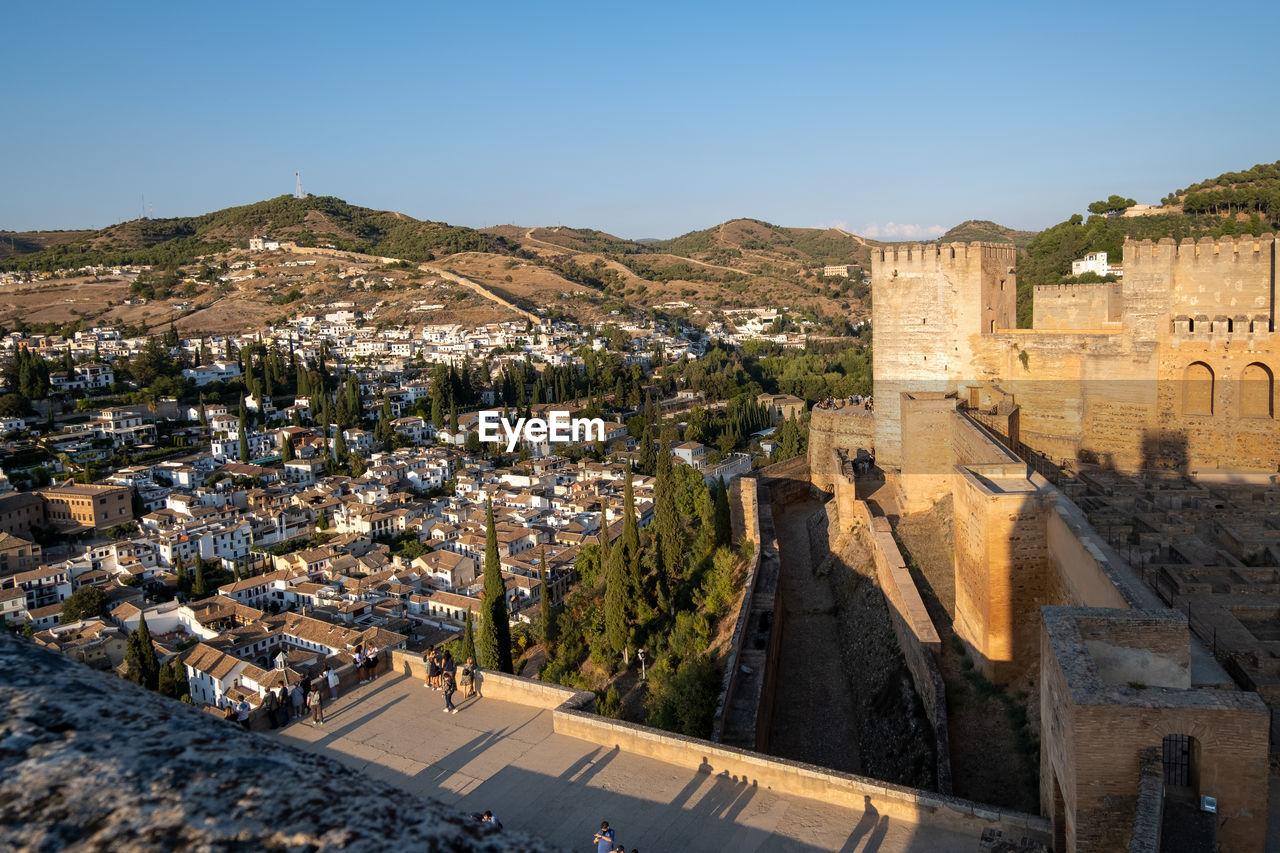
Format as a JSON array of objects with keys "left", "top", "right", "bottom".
[
  {"left": 653, "top": 439, "right": 683, "bottom": 586},
  {"left": 60, "top": 584, "right": 110, "bottom": 624},
  {"left": 238, "top": 420, "right": 249, "bottom": 462},
  {"left": 174, "top": 554, "right": 190, "bottom": 599},
  {"left": 603, "top": 528, "right": 630, "bottom": 662},
  {"left": 125, "top": 613, "right": 161, "bottom": 691},
  {"left": 712, "top": 477, "right": 732, "bottom": 547},
  {"left": 192, "top": 557, "right": 208, "bottom": 599},
  {"left": 461, "top": 609, "right": 477, "bottom": 664},
  {"left": 538, "top": 545, "right": 556, "bottom": 649},
  {"left": 477, "top": 499, "right": 513, "bottom": 673},
  {"left": 281, "top": 434, "right": 295, "bottom": 463},
  {"left": 1087, "top": 194, "right": 1137, "bottom": 215}
]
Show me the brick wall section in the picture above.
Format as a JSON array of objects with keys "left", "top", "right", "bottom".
[{"left": 1040, "top": 608, "right": 1270, "bottom": 853}]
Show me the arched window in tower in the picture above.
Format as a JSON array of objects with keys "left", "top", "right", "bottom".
[
  {"left": 1241, "top": 362, "right": 1274, "bottom": 418},
  {"left": 1183, "top": 362, "right": 1214, "bottom": 416}
]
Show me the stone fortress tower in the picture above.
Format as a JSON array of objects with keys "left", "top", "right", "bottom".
[
  {"left": 811, "top": 235, "right": 1279, "bottom": 852},
  {"left": 872, "top": 235, "right": 1278, "bottom": 475}
]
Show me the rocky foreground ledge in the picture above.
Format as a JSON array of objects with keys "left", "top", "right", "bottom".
[{"left": 0, "top": 633, "right": 561, "bottom": 852}]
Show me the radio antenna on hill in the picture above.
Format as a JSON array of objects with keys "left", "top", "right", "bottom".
[{"left": 295, "top": 171, "right": 305, "bottom": 199}]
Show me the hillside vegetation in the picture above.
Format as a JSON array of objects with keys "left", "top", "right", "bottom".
[
  {"left": 0, "top": 196, "right": 515, "bottom": 272},
  {"left": 936, "top": 220, "right": 1036, "bottom": 248},
  {"left": 1015, "top": 160, "right": 1280, "bottom": 326},
  {"left": 2, "top": 201, "right": 878, "bottom": 335}
]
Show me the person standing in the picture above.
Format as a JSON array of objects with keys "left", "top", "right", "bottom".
[
  {"left": 367, "top": 645, "right": 380, "bottom": 680},
  {"left": 309, "top": 684, "right": 324, "bottom": 725},
  {"left": 235, "top": 699, "right": 251, "bottom": 731},
  {"left": 275, "top": 685, "right": 290, "bottom": 727},
  {"left": 290, "top": 683, "right": 305, "bottom": 720},
  {"left": 428, "top": 647, "right": 442, "bottom": 689},
  {"left": 593, "top": 821, "right": 615, "bottom": 853},
  {"left": 264, "top": 688, "right": 279, "bottom": 729},
  {"left": 354, "top": 648, "right": 367, "bottom": 683},
  {"left": 442, "top": 669, "right": 458, "bottom": 714},
  {"left": 300, "top": 673, "right": 313, "bottom": 714},
  {"left": 325, "top": 666, "right": 339, "bottom": 701},
  {"left": 458, "top": 657, "right": 475, "bottom": 700},
  {"left": 442, "top": 649, "right": 457, "bottom": 687},
  {"left": 422, "top": 646, "right": 435, "bottom": 688}
]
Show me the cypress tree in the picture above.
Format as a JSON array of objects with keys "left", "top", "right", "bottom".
[
  {"left": 713, "top": 477, "right": 732, "bottom": 547},
  {"left": 125, "top": 613, "right": 161, "bottom": 690},
  {"left": 654, "top": 438, "right": 683, "bottom": 584},
  {"left": 477, "top": 499, "right": 513, "bottom": 672},
  {"left": 238, "top": 420, "right": 249, "bottom": 462},
  {"left": 171, "top": 658, "right": 190, "bottom": 702},
  {"left": 539, "top": 545, "right": 555, "bottom": 647},
  {"left": 461, "top": 610, "right": 476, "bottom": 663},
  {"left": 174, "top": 554, "right": 189, "bottom": 599},
  {"left": 621, "top": 467, "right": 644, "bottom": 600},
  {"left": 192, "top": 557, "right": 208, "bottom": 599},
  {"left": 603, "top": 526, "right": 629, "bottom": 662},
  {"left": 282, "top": 435, "right": 295, "bottom": 463}
]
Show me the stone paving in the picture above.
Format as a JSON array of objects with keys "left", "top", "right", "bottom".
[{"left": 280, "top": 673, "right": 984, "bottom": 852}]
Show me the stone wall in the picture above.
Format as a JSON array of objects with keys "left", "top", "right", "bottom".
[
  {"left": 712, "top": 473, "right": 785, "bottom": 752},
  {"left": 1033, "top": 282, "right": 1122, "bottom": 331},
  {"left": 552, "top": 698, "right": 1046, "bottom": 843},
  {"left": 848, "top": 499, "right": 952, "bottom": 793},
  {"left": 807, "top": 406, "right": 875, "bottom": 492}
]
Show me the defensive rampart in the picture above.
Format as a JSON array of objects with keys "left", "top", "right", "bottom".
[{"left": 385, "top": 648, "right": 1048, "bottom": 843}]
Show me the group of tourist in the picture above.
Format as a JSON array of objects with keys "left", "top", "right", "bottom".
[
  {"left": 814, "top": 394, "right": 872, "bottom": 411},
  {"left": 353, "top": 644, "right": 381, "bottom": 683},
  {"left": 423, "top": 645, "right": 477, "bottom": 714},
  {"left": 222, "top": 664, "right": 345, "bottom": 729}
]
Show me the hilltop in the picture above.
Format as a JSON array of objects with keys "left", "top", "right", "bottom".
[
  {"left": 490, "top": 218, "right": 873, "bottom": 329},
  {"left": 0, "top": 195, "right": 513, "bottom": 272},
  {"left": 0, "top": 201, "right": 876, "bottom": 336},
  {"left": 936, "top": 220, "right": 1036, "bottom": 248}
]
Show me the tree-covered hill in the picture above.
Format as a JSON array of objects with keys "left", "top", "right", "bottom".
[
  {"left": 0, "top": 196, "right": 516, "bottom": 272},
  {"left": 936, "top": 220, "right": 1036, "bottom": 248},
  {"left": 1014, "top": 161, "right": 1280, "bottom": 326},
  {"left": 1164, "top": 160, "right": 1280, "bottom": 217}
]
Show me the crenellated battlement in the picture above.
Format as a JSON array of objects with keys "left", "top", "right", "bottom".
[
  {"left": 1170, "top": 313, "right": 1274, "bottom": 340},
  {"left": 1033, "top": 282, "right": 1121, "bottom": 293},
  {"left": 1123, "top": 235, "right": 1276, "bottom": 269},
  {"left": 872, "top": 241, "right": 1018, "bottom": 273}
]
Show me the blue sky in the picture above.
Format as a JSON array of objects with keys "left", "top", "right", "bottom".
[{"left": 2, "top": 1, "right": 1274, "bottom": 239}]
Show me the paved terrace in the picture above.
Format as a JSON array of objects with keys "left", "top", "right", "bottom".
[{"left": 280, "top": 662, "right": 1047, "bottom": 852}]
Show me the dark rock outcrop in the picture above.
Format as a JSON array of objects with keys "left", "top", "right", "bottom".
[{"left": 0, "top": 633, "right": 561, "bottom": 852}]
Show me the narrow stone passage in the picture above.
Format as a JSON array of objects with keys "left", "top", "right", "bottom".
[{"left": 766, "top": 497, "right": 863, "bottom": 774}]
